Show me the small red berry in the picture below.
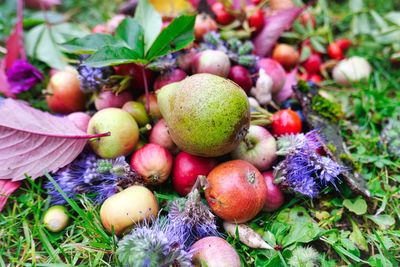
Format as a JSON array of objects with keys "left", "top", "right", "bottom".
[
  {"left": 327, "top": 43, "right": 344, "bottom": 60},
  {"left": 302, "top": 53, "right": 322, "bottom": 74},
  {"left": 248, "top": 9, "right": 265, "bottom": 32},
  {"left": 211, "top": 2, "right": 234, "bottom": 25},
  {"left": 309, "top": 73, "right": 322, "bottom": 84},
  {"left": 335, "top": 38, "right": 352, "bottom": 51}
]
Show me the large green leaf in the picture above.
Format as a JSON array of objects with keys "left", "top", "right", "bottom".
[
  {"left": 62, "top": 34, "right": 118, "bottom": 54},
  {"left": 134, "top": 0, "right": 162, "bottom": 53},
  {"left": 115, "top": 18, "right": 145, "bottom": 57},
  {"left": 84, "top": 46, "right": 144, "bottom": 67},
  {"left": 146, "top": 15, "right": 195, "bottom": 61}
]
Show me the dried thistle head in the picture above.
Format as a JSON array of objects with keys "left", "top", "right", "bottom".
[
  {"left": 288, "top": 246, "right": 320, "bottom": 267},
  {"left": 168, "top": 189, "right": 220, "bottom": 247}
]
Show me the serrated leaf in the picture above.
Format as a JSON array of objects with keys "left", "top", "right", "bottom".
[
  {"left": 310, "top": 36, "right": 326, "bottom": 53},
  {"left": 134, "top": 0, "right": 162, "bottom": 53},
  {"left": 35, "top": 26, "right": 68, "bottom": 70},
  {"left": 62, "top": 34, "right": 118, "bottom": 54},
  {"left": 84, "top": 46, "right": 144, "bottom": 67},
  {"left": 0, "top": 98, "right": 108, "bottom": 182},
  {"left": 115, "top": 18, "right": 145, "bottom": 57},
  {"left": 343, "top": 197, "right": 367, "bottom": 215},
  {"left": 146, "top": 15, "right": 195, "bottom": 61}
]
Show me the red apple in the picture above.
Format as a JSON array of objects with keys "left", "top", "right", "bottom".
[
  {"left": 192, "top": 50, "right": 231, "bottom": 78},
  {"left": 131, "top": 144, "right": 173, "bottom": 185},
  {"left": 154, "top": 69, "right": 187, "bottom": 90},
  {"left": 205, "top": 160, "right": 267, "bottom": 223},
  {"left": 231, "top": 125, "right": 277, "bottom": 171},
  {"left": 94, "top": 90, "right": 133, "bottom": 110},
  {"left": 257, "top": 58, "right": 286, "bottom": 94},
  {"left": 149, "top": 119, "right": 177, "bottom": 152},
  {"left": 262, "top": 171, "right": 284, "bottom": 212},
  {"left": 46, "top": 70, "right": 86, "bottom": 114},
  {"left": 172, "top": 152, "right": 217, "bottom": 196},
  {"left": 137, "top": 93, "right": 162, "bottom": 120},
  {"left": 228, "top": 65, "right": 253, "bottom": 94},
  {"left": 195, "top": 13, "right": 218, "bottom": 40}
]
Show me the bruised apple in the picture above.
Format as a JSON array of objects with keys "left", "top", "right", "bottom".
[
  {"left": 46, "top": 70, "right": 86, "bottom": 114},
  {"left": 205, "top": 160, "right": 267, "bottom": 223},
  {"left": 100, "top": 185, "right": 158, "bottom": 235}
]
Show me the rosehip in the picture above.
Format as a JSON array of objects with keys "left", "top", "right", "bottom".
[
  {"left": 211, "top": 2, "right": 234, "bottom": 25},
  {"left": 327, "top": 43, "right": 344, "bottom": 60},
  {"left": 248, "top": 9, "right": 265, "bottom": 33},
  {"left": 302, "top": 53, "right": 322, "bottom": 74}
]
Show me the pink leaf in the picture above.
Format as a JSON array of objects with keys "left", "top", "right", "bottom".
[
  {"left": 5, "top": 0, "right": 25, "bottom": 69},
  {"left": 273, "top": 67, "right": 297, "bottom": 104},
  {"left": 0, "top": 98, "right": 109, "bottom": 181},
  {"left": 0, "top": 180, "right": 21, "bottom": 212},
  {"left": 253, "top": 7, "right": 303, "bottom": 57},
  {"left": 0, "top": 61, "right": 13, "bottom": 98}
]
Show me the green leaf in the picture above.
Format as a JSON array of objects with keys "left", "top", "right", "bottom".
[
  {"left": 84, "top": 46, "right": 145, "bottom": 67},
  {"left": 385, "top": 12, "right": 400, "bottom": 26},
  {"left": 349, "top": 218, "right": 368, "bottom": 251},
  {"left": 115, "top": 18, "right": 145, "bottom": 57},
  {"left": 349, "top": 0, "right": 364, "bottom": 13},
  {"left": 62, "top": 34, "right": 119, "bottom": 54},
  {"left": 134, "top": 0, "right": 162, "bottom": 53},
  {"left": 310, "top": 36, "right": 326, "bottom": 53},
  {"left": 343, "top": 197, "right": 367, "bottom": 215},
  {"left": 146, "top": 15, "right": 195, "bottom": 61},
  {"left": 366, "top": 215, "right": 396, "bottom": 230}
]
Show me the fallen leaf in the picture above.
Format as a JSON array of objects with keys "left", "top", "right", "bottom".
[
  {"left": 0, "top": 98, "right": 109, "bottom": 182},
  {"left": 343, "top": 197, "right": 367, "bottom": 215},
  {"left": 253, "top": 7, "right": 303, "bottom": 57},
  {"left": 273, "top": 67, "right": 297, "bottom": 104},
  {"left": 0, "top": 180, "right": 21, "bottom": 212}
]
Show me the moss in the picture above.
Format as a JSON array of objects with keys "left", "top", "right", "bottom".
[
  {"left": 297, "top": 80, "right": 311, "bottom": 93},
  {"left": 339, "top": 153, "right": 362, "bottom": 172},
  {"left": 311, "top": 95, "right": 344, "bottom": 122},
  {"left": 327, "top": 143, "right": 337, "bottom": 154}
]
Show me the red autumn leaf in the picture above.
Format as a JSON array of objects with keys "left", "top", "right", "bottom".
[
  {"left": 0, "top": 98, "right": 109, "bottom": 182},
  {"left": 0, "top": 180, "right": 21, "bottom": 212},
  {"left": 273, "top": 67, "right": 298, "bottom": 104},
  {"left": 253, "top": 7, "right": 303, "bottom": 57}
]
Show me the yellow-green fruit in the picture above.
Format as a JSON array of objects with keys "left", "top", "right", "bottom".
[
  {"left": 88, "top": 108, "right": 139, "bottom": 159},
  {"left": 157, "top": 73, "right": 250, "bottom": 157},
  {"left": 100, "top": 186, "right": 159, "bottom": 235},
  {"left": 43, "top": 205, "right": 70, "bottom": 232},
  {"left": 122, "top": 101, "right": 150, "bottom": 126}
]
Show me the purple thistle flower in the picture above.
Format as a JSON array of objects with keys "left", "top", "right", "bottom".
[
  {"left": 6, "top": 60, "right": 43, "bottom": 94},
  {"left": 275, "top": 130, "right": 344, "bottom": 198},
  {"left": 45, "top": 152, "right": 139, "bottom": 204}
]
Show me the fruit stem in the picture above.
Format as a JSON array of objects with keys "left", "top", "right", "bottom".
[
  {"left": 141, "top": 65, "right": 150, "bottom": 113},
  {"left": 139, "top": 124, "right": 152, "bottom": 134},
  {"left": 251, "top": 106, "right": 273, "bottom": 126}
]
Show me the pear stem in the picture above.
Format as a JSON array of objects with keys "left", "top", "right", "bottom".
[{"left": 141, "top": 65, "right": 150, "bottom": 113}]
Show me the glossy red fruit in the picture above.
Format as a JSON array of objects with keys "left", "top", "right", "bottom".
[
  {"left": 302, "top": 53, "right": 322, "bottom": 74},
  {"left": 173, "top": 152, "right": 217, "bottom": 196},
  {"left": 228, "top": 65, "right": 253, "bottom": 94},
  {"left": 114, "top": 64, "right": 153, "bottom": 93},
  {"left": 211, "top": 2, "right": 234, "bottom": 25},
  {"left": 248, "top": 9, "right": 265, "bottom": 33},
  {"left": 252, "top": 0, "right": 262, "bottom": 4},
  {"left": 195, "top": 13, "right": 218, "bottom": 40},
  {"left": 335, "top": 38, "right": 352, "bottom": 51},
  {"left": 327, "top": 43, "right": 344, "bottom": 60},
  {"left": 298, "top": 72, "right": 309, "bottom": 81},
  {"left": 299, "top": 12, "right": 316, "bottom": 28},
  {"left": 272, "top": 109, "right": 302, "bottom": 136},
  {"left": 131, "top": 143, "right": 173, "bottom": 185},
  {"left": 262, "top": 171, "right": 284, "bottom": 212},
  {"left": 205, "top": 160, "right": 267, "bottom": 223},
  {"left": 154, "top": 69, "right": 187, "bottom": 90},
  {"left": 309, "top": 73, "right": 322, "bottom": 84},
  {"left": 149, "top": 119, "right": 177, "bottom": 152},
  {"left": 272, "top": 44, "right": 300, "bottom": 70},
  {"left": 46, "top": 70, "right": 86, "bottom": 114}
]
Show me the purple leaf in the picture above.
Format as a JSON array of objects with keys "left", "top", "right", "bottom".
[
  {"left": 0, "top": 180, "right": 21, "bottom": 212},
  {"left": 0, "top": 98, "right": 109, "bottom": 182},
  {"left": 273, "top": 67, "right": 297, "bottom": 104},
  {"left": 253, "top": 7, "right": 303, "bottom": 57}
]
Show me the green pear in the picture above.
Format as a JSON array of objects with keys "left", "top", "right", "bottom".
[
  {"left": 157, "top": 73, "right": 250, "bottom": 157},
  {"left": 88, "top": 108, "right": 139, "bottom": 158}
]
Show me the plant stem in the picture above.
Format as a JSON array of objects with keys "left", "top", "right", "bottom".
[{"left": 141, "top": 65, "right": 150, "bottom": 113}]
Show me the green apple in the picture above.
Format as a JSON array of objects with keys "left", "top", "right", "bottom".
[
  {"left": 122, "top": 101, "right": 150, "bottom": 126},
  {"left": 88, "top": 108, "right": 139, "bottom": 158}
]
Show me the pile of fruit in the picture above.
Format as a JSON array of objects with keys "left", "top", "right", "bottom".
[{"left": 1, "top": 0, "right": 378, "bottom": 266}]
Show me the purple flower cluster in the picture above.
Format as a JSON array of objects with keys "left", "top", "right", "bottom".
[
  {"left": 275, "top": 130, "right": 344, "bottom": 197},
  {"left": 45, "top": 152, "right": 139, "bottom": 204},
  {"left": 6, "top": 60, "right": 43, "bottom": 94}
]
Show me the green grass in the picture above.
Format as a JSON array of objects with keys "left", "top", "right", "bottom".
[{"left": 1, "top": 0, "right": 400, "bottom": 266}]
